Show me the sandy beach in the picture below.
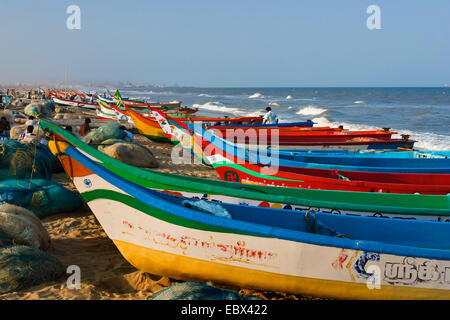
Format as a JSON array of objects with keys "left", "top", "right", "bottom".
[{"left": 0, "top": 90, "right": 311, "bottom": 300}]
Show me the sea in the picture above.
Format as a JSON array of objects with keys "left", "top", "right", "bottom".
[{"left": 90, "top": 87, "right": 450, "bottom": 151}]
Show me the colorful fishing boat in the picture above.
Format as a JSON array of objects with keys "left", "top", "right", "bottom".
[
  {"left": 157, "top": 114, "right": 447, "bottom": 173},
  {"left": 46, "top": 134, "right": 450, "bottom": 299},
  {"left": 206, "top": 146, "right": 450, "bottom": 194},
  {"left": 51, "top": 96, "right": 98, "bottom": 110},
  {"left": 96, "top": 94, "right": 184, "bottom": 109},
  {"left": 164, "top": 112, "right": 415, "bottom": 151},
  {"left": 125, "top": 106, "right": 264, "bottom": 143},
  {"left": 146, "top": 111, "right": 450, "bottom": 194},
  {"left": 39, "top": 119, "right": 450, "bottom": 221},
  {"left": 151, "top": 111, "right": 427, "bottom": 175},
  {"left": 95, "top": 103, "right": 131, "bottom": 122}
]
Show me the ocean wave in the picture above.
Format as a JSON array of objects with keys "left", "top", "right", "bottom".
[
  {"left": 353, "top": 100, "right": 364, "bottom": 104},
  {"left": 268, "top": 101, "right": 290, "bottom": 109},
  {"left": 198, "top": 93, "right": 216, "bottom": 98},
  {"left": 249, "top": 93, "right": 265, "bottom": 99},
  {"left": 192, "top": 101, "right": 245, "bottom": 115},
  {"left": 286, "top": 95, "right": 293, "bottom": 100},
  {"left": 393, "top": 130, "right": 450, "bottom": 151},
  {"left": 296, "top": 106, "right": 328, "bottom": 116},
  {"left": 311, "top": 117, "right": 450, "bottom": 151},
  {"left": 311, "top": 117, "right": 379, "bottom": 131}
]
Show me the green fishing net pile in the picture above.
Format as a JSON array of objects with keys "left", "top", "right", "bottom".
[
  {"left": 82, "top": 121, "right": 125, "bottom": 144},
  {"left": 152, "top": 282, "right": 259, "bottom": 300},
  {"left": 24, "top": 102, "right": 54, "bottom": 117},
  {"left": 0, "top": 179, "right": 83, "bottom": 218},
  {"left": 0, "top": 245, "right": 64, "bottom": 294},
  {"left": 0, "top": 140, "right": 56, "bottom": 181}
]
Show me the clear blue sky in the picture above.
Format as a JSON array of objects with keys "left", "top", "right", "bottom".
[{"left": 0, "top": 0, "right": 448, "bottom": 87}]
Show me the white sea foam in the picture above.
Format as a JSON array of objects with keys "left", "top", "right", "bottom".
[
  {"left": 198, "top": 93, "right": 216, "bottom": 98},
  {"left": 249, "top": 93, "right": 264, "bottom": 99},
  {"left": 354, "top": 100, "right": 365, "bottom": 104},
  {"left": 311, "top": 116, "right": 450, "bottom": 151},
  {"left": 286, "top": 95, "right": 293, "bottom": 100},
  {"left": 267, "top": 102, "right": 284, "bottom": 108},
  {"left": 192, "top": 101, "right": 244, "bottom": 115},
  {"left": 393, "top": 130, "right": 450, "bottom": 151},
  {"left": 296, "top": 106, "right": 328, "bottom": 116},
  {"left": 311, "top": 116, "right": 379, "bottom": 131}
]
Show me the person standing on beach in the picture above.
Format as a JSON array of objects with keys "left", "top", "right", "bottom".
[
  {"left": 262, "top": 107, "right": 279, "bottom": 124},
  {"left": 0, "top": 117, "right": 10, "bottom": 137},
  {"left": 79, "top": 118, "right": 91, "bottom": 136},
  {"left": 25, "top": 116, "right": 38, "bottom": 127},
  {"left": 120, "top": 125, "right": 134, "bottom": 142},
  {"left": 18, "top": 125, "right": 35, "bottom": 142}
]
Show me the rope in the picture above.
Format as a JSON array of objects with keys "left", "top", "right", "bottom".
[
  {"left": 0, "top": 144, "right": 5, "bottom": 157},
  {"left": 304, "top": 209, "right": 352, "bottom": 239},
  {"left": 28, "top": 119, "right": 41, "bottom": 189}
]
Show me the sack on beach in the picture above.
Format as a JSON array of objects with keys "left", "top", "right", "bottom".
[
  {"left": 97, "top": 139, "right": 127, "bottom": 152},
  {"left": 0, "top": 245, "right": 64, "bottom": 294},
  {"left": 100, "top": 142, "right": 159, "bottom": 168},
  {"left": 0, "top": 110, "right": 22, "bottom": 125},
  {"left": 82, "top": 121, "right": 125, "bottom": 144},
  {"left": 152, "top": 282, "right": 258, "bottom": 300},
  {"left": 0, "top": 204, "right": 51, "bottom": 250},
  {"left": 11, "top": 100, "right": 28, "bottom": 108},
  {"left": 0, "top": 140, "right": 54, "bottom": 180},
  {"left": 0, "top": 179, "right": 83, "bottom": 218},
  {"left": 9, "top": 125, "right": 25, "bottom": 140}
]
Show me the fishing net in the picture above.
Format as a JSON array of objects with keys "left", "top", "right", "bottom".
[
  {"left": 24, "top": 102, "right": 54, "bottom": 118},
  {"left": 0, "top": 140, "right": 55, "bottom": 180},
  {"left": 0, "top": 245, "right": 64, "bottom": 294},
  {"left": 181, "top": 199, "right": 232, "bottom": 219},
  {"left": 82, "top": 121, "right": 125, "bottom": 144},
  {"left": 0, "top": 109, "right": 21, "bottom": 124},
  {"left": 0, "top": 179, "right": 83, "bottom": 218},
  {"left": 0, "top": 204, "right": 50, "bottom": 250},
  {"left": 0, "top": 230, "right": 13, "bottom": 248},
  {"left": 100, "top": 142, "right": 159, "bottom": 168},
  {"left": 152, "top": 282, "right": 258, "bottom": 300}
]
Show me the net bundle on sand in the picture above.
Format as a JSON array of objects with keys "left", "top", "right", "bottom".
[
  {"left": 152, "top": 282, "right": 259, "bottom": 300},
  {"left": 0, "top": 140, "right": 55, "bottom": 181},
  {"left": 82, "top": 121, "right": 125, "bottom": 144},
  {"left": 0, "top": 179, "right": 83, "bottom": 219},
  {"left": 0, "top": 204, "right": 64, "bottom": 294},
  {"left": 0, "top": 245, "right": 64, "bottom": 294}
]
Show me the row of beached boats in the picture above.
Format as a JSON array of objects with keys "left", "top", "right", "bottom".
[{"left": 39, "top": 89, "right": 450, "bottom": 299}]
